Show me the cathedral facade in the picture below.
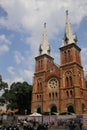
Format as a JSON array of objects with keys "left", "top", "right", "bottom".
[{"left": 31, "top": 11, "right": 87, "bottom": 115}]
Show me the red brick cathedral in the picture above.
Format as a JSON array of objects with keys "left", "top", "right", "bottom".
[{"left": 31, "top": 11, "right": 87, "bottom": 115}]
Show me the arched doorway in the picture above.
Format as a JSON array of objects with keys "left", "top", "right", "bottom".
[
  {"left": 37, "top": 107, "right": 41, "bottom": 114},
  {"left": 67, "top": 105, "right": 75, "bottom": 113},
  {"left": 50, "top": 105, "right": 57, "bottom": 114}
]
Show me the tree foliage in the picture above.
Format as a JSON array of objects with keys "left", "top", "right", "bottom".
[
  {"left": 0, "top": 75, "right": 8, "bottom": 105},
  {"left": 2, "top": 81, "right": 32, "bottom": 114},
  {"left": 0, "top": 75, "right": 8, "bottom": 91}
]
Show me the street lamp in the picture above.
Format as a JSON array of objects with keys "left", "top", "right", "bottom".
[{"left": 48, "top": 109, "right": 51, "bottom": 124}]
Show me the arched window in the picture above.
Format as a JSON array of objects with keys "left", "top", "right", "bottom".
[
  {"left": 40, "top": 95, "right": 42, "bottom": 100},
  {"left": 66, "top": 91, "right": 69, "bottom": 97},
  {"left": 70, "top": 76, "right": 73, "bottom": 87},
  {"left": 49, "top": 93, "right": 51, "bottom": 99},
  {"left": 78, "top": 71, "right": 82, "bottom": 87},
  {"left": 37, "top": 78, "right": 43, "bottom": 92},
  {"left": 37, "top": 95, "right": 38, "bottom": 100},
  {"left": 38, "top": 59, "right": 43, "bottom": 70},
  {"left": 66, "top": 77, "right": 69, "bottom": 87},
  {"left": 65, "top": 71, "right": 73, "bottom": 88},
  {"left": 55, "top": 92, "right": 58, "bottom": 97},
  {"left": 68, "top": 50, "right": 71, "bottom": 62},
  {"left": 40, "top": 82, "right": 42, "bottom": 87},
  {"left": 64, "top": 51, "right": 67, "bottom": 63},
  {"left": 70, "top": 90, "right": 73, "bottom": 96},
  {"left": 52, "top": 92, "right": 54, "bottom": 99}
]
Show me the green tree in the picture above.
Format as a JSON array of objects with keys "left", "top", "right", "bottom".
[
  {"left": 3, "top": 81, "right": 32, "bottom": 114},
  {"left": 0, "top": 75, "right": 8, "bottom": 92},
  {"left": 0, "top": 75, "right": 8, "bottom": 105}
]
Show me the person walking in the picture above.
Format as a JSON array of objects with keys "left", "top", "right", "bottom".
[{"left": 68, "top": 121, "right": 75, "bottom": 130}]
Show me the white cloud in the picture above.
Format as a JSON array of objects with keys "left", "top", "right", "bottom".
[
  {"left": 0, "top": 0, "right": 87, "bottom": 58},
  {"left": 0, "top": 34, "right": 10, "bottom": 44},
  {"left": 21, "top": 69, "right": 33, "bottom": 78},
  {"left": 0, "top": 0, "right": 87, "bottom": 85},
  {"left": 20, "top": 69, "right": 33, "bottom": 84},
  {"left": 0, "top": 44, "right": 9, "bottom": 55},
  {"left": 7, "top": 66, "right": 15, "bottom": 75},
  {"left": 0, "top": 1, "right": 87, "bottom": 24},
  {"left": 13, "top": 76, "right": 24, "bottom": 83},
  {"left": 0, "top": 0, "right": 87, "bottom": 37},
  {"left": 81, "top": 47, "right": 87, "bottom": 68},
  {"left": 5, "top": 77, "right": 24, "bottom": 88},
  {"left": 14, "top": 51, "right": 24, "bottom": 64},
  {"left": 6, "top": 67, "right": 32, "bottom": 87},
  {"left": 0, "top": 34, "right": 11, "bottom": 55},
  {"left": 7, "top": 66, "right": 33, "bottom": 86}
]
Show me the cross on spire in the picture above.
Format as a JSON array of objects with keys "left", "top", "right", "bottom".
[
  {"left": 66, "top": 10, "right": 68, "bottom": 16},
  {"left": 39, "top": 23, "right": 51, "bottom": 55},
  {"left": 62, "top": 10, "right": 77, "bottom": 46},
  {"left": 44, "top": 22, "right": 46, "bottom": 28}
]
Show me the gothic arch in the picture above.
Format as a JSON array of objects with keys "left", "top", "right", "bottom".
[
  {"left": 67, "top": 104, "right": 75, "bottom": 113},
  {"left": 46, "top": 75, "right": 59, "bottom": 82},
  {"left": 65, "top": 71, "right": 73, "bottom": 88},
  {"left": 68, "top": 50, "right": 71, "bottom": 62},
  {"left": 78, "top": 71, "right": 82, "bottom": 86},
  {"left": 49, "top": 104, "right": 58, "bottom": 114},
  {"left": 64, "top": 51, "right": 67, "bottom": 63},
  {"left": 36, "top": 106, "right": 41, "bottom": 114},
  {"left": 37, "top": 78, "right": 43, "bottom": 92}
]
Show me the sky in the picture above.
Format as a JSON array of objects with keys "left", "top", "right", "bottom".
[{"left": 0, "top": 0, "right": 87, "bottom": 87}]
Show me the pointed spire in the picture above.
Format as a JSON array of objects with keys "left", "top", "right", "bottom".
[
  {"left": 39, "top": 23, "right": 51, "bottom": 55},
  {"left": 62, "top": 10, "right": 77, "bottom": 46},
  {"left": 66, "top": 10, "right": 68, "bottom": 19},
  {"left": 44, "top": 22, "right": 46, "bottom": 28}
]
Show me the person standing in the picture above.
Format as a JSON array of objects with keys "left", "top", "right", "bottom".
[
  {"left": 79, "top": 121, "right": 83, "bottom": 130},
  {"left": 68, "top": 121, "right": 75, "bottom": 130}
]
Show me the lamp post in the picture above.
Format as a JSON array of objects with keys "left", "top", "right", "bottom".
[{"left": 48, "top": 109, "right": 50, "bottom": 125}]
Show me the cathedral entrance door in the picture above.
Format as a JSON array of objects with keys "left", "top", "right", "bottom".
[
  {"left": 67, "top": 105, "right": 75, "bottom": 113},
  {"left": 37, "top": 107, "right": 41, "bottom": 114},
  {"left": 50, "top": 105, "right": 57, "bottom": 114}
]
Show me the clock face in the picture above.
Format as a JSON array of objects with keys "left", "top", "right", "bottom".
[{"left": 48, "top": 78, "right": 58, "bottom": 88}]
